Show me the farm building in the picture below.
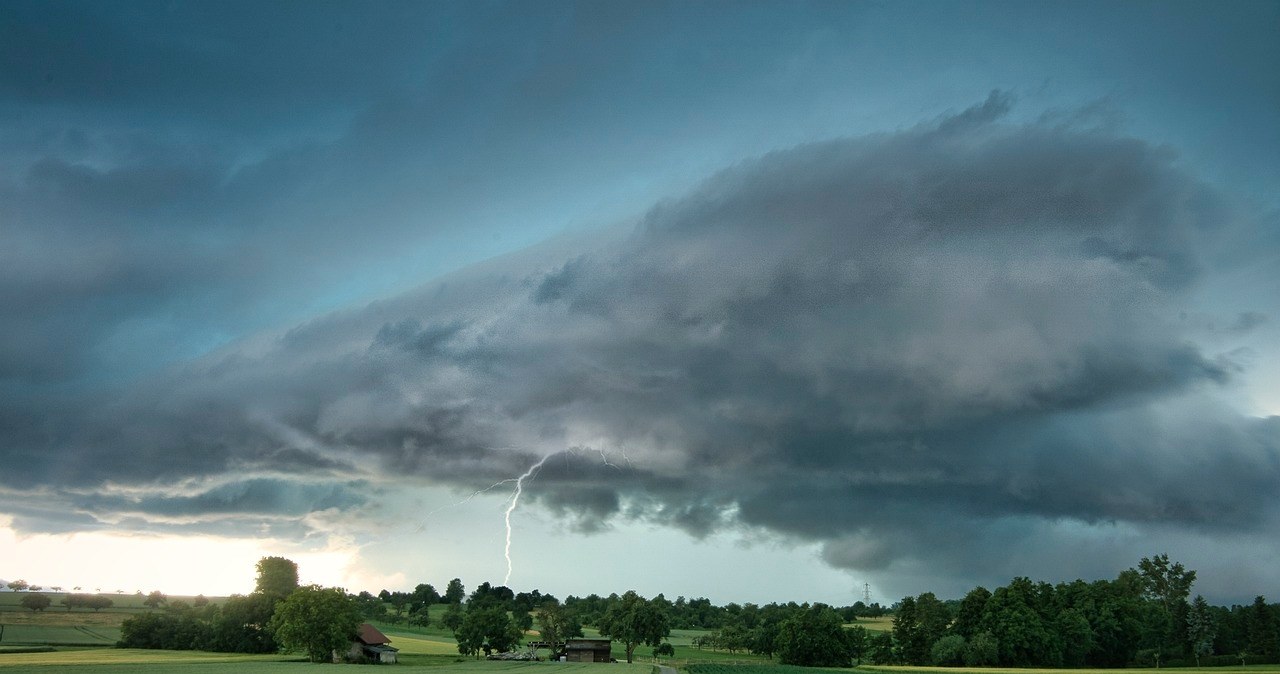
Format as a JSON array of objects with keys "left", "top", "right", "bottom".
[
  {"left": 564, "top": 638, "right": 612, "bottom": 662},
  {"left": 527, "top": 638, "right": 613, "bottom": 662},
  {"left": 348, "top": 623, "right": 399, "bottom": 664}
]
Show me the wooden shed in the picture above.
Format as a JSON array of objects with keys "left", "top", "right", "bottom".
[
  {"left": 348, "top": 623, "right": 400, "bottom": 664},
  {"left": 564, "top": 638, "right": 612, "bottom": 662}
]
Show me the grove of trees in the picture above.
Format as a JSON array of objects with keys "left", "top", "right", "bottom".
[
  {"left": 105, "top": 552, "right": 1280, "bottom": 668},
  {"left": 879, "top": 555, "right": 1280, "bottom": 669}
]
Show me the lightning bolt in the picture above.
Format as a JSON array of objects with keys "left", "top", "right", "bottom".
[
  {"left": 414, "top": 447, "right": 632, "bottom": 585},
  {"left": 503, "top": 453, "right": 554, "bottom": 586}
]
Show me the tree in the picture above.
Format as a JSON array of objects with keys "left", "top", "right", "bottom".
[
  {"left": 409, "top": 603, "right": 431, "bottom": 627},
  {"left": 441, "top": 602, "right": 465, "bottom": 636},
  {"left": 209, "top": 593, "right": 277, "bottom": 653},
  {"left": 537, "top": 601, "right": 572, "bottom": 648},
  {"left": 953, "top": 587, "right": 991, "bottom": 640},
  {"left": 7, "top": 579, "right": 28, "bottom": 592},
  {"left": 931, "top": 634, "right": 967, "bottom": 666},
  {"left": 411, "top": 583, "right": 440, "bottom": 612},
  {"left": 267, "top": 585, "right": 362, "bottom": 663},
  {"left": 444, "top": 578, "right": 465, "bottom": 604},
  {"left": 254, "top": 556, "right": 299, "bottom": 601},
  {"left": 1246, "top": 596, "right": 1278, "bottom": 659},
  {"left": 776, "top": 605, "right": 850, "bottom": 667},
  {"left": 980, "top": 578, "right": 1055, "bottom": 667},
  {"left": 1136, "top": 554, "right": 1196, "bottom": 665},
  {"left": 21, "top": 592, "right": 52, "bottom": 612},
  {"left": 1186, "top": 595, "right": 1216, "bottom": 666},
  {"left": 598, "top": 590, "right": 671, "bottom": 663},
  {"left": 868, "top": 629, "right": 896, "bottom": 664},
  {"left": 457, "top": 602, "right": 522, "bottom": 657},
  {"left": 964, "top": 631, "right": 999, "bottom": 666},
  {"left": 845, "top": 625, "right": 869, "bottom": 665},
  {"left": 145, "top": 591, "right": 168, "bottom": 610},
  {"left": 653, "top": 642, "right": 675, "bottom": 658},
  {"left": 1137, "top": 554, "right": 1197, "bottom": 614},
  {"left": 85, "top": 595, "right": 114, "bottom": 611}
]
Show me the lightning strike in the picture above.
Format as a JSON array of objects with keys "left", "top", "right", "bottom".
[{"left": 502, "top": 453, "right": 554, "bottom": 586}]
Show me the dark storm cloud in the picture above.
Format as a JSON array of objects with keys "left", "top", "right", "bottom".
[{"left": 4, "top": 97, "right": 1275, "bottom": 592}]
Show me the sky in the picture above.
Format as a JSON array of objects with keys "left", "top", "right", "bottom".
[{"left": 1, "top": 0, "right": 1278, "bottom": 606}]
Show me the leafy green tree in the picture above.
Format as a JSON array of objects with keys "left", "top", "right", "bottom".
[
  {"left": 952, "top": 587, "right": 990, "bottom": 640},
  {"left": 514, "top": 608, "right": 534, "bottom": 633},
  {"left": 653, "top": 642, "right": 675, "bottom": 658},
  {"left": 409, "top": 603, "right": 431, "bottom": 627},
  {"left": 1057, "top": 607, "right": 1093, "bottom": 667},
  {"left": 210, "top": 593, "right": 278, "bottom": 653},
  {"left": 598, "top": 590, "right": 671, "bottom": 663},
  {"left": 1137, "top": 554, "right": 1197, "bottom": 615},
  {"left": 21, "top": 592, "right": 51, "bottom": 611},
  {"left": 444, "top": 578, "right": 465, "bottom": 604},
  {"left": 981, "top": 578, "right": 1056, "bottom": 666},
  {"left": 1186, "top": 595, "right": 1216, "bottom": 666},
  {"left": 868, "top": 629, "right": 895, "bottom": 664},
  {"left": 411, "top": 583, "right": 441, "bottom": 611},
  {"left": 144, "top": 591, "right": 167, "bottom": 610},
  {"left": 457, "top": 601, "right": 522, "bottom": 657},
  {"left": 441, "top": 602, "right": 465, "bottom": 636},
  {"left": 931, "top": 634, "right": 966, "bottom": 666},
  {"left": 1136, "top": 553, "right": 1196, "bottom": 664},
  {"left": 776, "top": 604, "right": 849, "bottom": 667},
  {"left": 85, "top": 595, "right": 114, "bottom": 611},
  {"left": 845, "top": 625, "right": 868, "bottom": 665},
  {"left": 254, "top": 556, "right": 299, "bottom": 601},
  {"left": 536, "top": 601, "right": 572, "bottom": 647},
  {"left": 6, "top": 579, "right": 28, "bottom": 592},
  {"left": 893, "top": 596, "right": 924, "bottom": 664},
  {"left": 267, "top": 585, "right": 362, "bottom": 663},
  {"left": 964, "top": 631, "right": 999, "bottom": 666},
  {"left": 749, "top": 620, "right": 783, "bottom": 660}
]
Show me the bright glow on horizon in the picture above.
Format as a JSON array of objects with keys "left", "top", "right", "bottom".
[{"left": 0, "top": 520, "right": 389, "bottom": 596}]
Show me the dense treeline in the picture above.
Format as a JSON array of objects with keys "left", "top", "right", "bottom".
[
  {"left": 116, "top": 552, "right": 1279, "bottom": 668},
  {"left": 118, "top": 557, "right": 295, "bottom": 653},
  {"left": 884, "top": 555, "right": 1280, "bottom": 668}
]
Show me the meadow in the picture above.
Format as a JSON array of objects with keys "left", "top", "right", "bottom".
[{"left": 0, "top": 648, "right": 660, "bottom": 672}]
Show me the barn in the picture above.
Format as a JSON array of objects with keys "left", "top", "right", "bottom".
[
  {"left": 564, "top": 638, "right": 613, "bottom": 662},
  {"left": 348, "top": 623, "right": 400, "bottom": 664}
]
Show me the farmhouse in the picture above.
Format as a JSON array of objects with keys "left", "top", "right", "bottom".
[{"left": 349, "top": 623, "right": 399, "bottom": 664}]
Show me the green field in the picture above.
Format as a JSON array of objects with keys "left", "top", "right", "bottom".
[
  {"left": 858, "top": 668, "right": 1280, "bottom": 674},
  {"left": 0, "top": 648, "right": 659, "bottom": 672},
  {"left": 685, "top": 666, "right": 1280, "bottom": 674},
  {"left": 848, "top": 617, "right": 893, "bottom": 633}
]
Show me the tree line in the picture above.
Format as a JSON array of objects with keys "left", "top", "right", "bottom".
[
  {"left": 882, "top": 554, "right": 1280, "bottom": 668},
  {"left": 113, "top": 553, "right": 1280, "bottom": 668}
]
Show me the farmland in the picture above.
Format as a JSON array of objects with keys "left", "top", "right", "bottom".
[{"left": 0, "top": 648, "right": 658, "bottom": 672}]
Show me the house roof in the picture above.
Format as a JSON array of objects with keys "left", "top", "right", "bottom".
[{"left": 357, "top": 623, "right": 391, "bottom": 645}]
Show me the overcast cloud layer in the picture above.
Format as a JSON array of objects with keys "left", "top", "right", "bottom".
[{"left": 2, "top": 1, "right": 1278, "bottom": 602}]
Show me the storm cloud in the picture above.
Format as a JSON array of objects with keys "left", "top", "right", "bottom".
[{"left": 5, "top": 95, "right": 1275, "bottom": 595}]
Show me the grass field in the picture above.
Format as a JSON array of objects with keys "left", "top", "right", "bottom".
[
  {"left": 0, "top": 604, "right": 126, "bottom": 646},
  {"left": 0, "top": 648, "right": 660, "bottom": 672},
  {"left": 684, "top": 665, "right": 1280, "bottom": 674},
  {"left": 858, "top": 667, "right": 1280, "bottom": 674},
  {"left": 849, "top": 617, "right": 893, "bottom": 633}
]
